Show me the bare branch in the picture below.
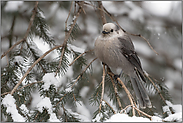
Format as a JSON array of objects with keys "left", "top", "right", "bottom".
[
  {"left": 99, "top": 64, "right": 106, "bottom": 112},
  {"left": 108, "top": 72, "right": 123, "bottom": 110}
]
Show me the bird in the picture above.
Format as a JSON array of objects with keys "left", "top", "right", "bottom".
[{"left": 94, "top": 22, "right": 152, "bottom": 109}]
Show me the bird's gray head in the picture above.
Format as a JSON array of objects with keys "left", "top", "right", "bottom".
[{"left": 102, "top": 23, "right": 120, "bottom": 36}]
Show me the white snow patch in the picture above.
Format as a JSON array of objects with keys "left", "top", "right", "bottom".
[
  {"left": 105, "top": 113, "right": 151, "bottom": 122},
  {"left": 166, "top": 100, "right": 182, "bottom": 113},
  {"left": 2, "top": 94, "right": 26, "bottom": 122},
  {"left": 164, "top": 112, "right": 182, "bottom": 122},
  {"left": 4, "top": 1, "right": 24, "bottom": 12},
  {"left": 20, "top": 104, "right": 29, "bottom": 116},
  {"left": 162, "top": 101, "right": 182, "bottom": 122},
  {"left": 151, "top": 116, "right": 162, "bottom": 122},
  {"left": 36, "top": 97, "right": 60, "bottom": 122},
  {"left": 92, "top": 113, "right": 103, "bottom": 122},
  {"left": 42, "top": 73, "right": 60, "bottom": 91}
]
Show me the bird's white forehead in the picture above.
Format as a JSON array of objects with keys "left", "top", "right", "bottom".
[{"left": 103, "top": 23, "right": 116, "bottom": 31}]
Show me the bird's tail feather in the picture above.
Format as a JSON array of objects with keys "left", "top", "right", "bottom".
[{"left": 130, "top": 74, "right": 152, "bottom": 109}]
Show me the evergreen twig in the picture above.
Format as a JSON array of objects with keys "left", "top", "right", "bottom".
[
  {"left": 71, "top": 57, "right": 97, "bottom": 88},
  {"left": 1, "top": 2, "right": 39, "bottom": 59},
  {"left": 145, "top": 73, "right": 166, "bottom": 104},
  {"left": 69, "top": 49, "right": 94, "bottom": 66},
  {"left": 103, "top": 99, "right": 116, "bottom": 114},
  {"left": 10, "top": 44, "right": 63, "bottom": 95},
  {"left": 55, "top": 1, "right": 83, "bottom": 76},
  {"left": 1, "top": 81, "right": 43, "bottom": 96}
]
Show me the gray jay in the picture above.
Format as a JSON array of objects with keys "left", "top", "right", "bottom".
[{"left": 94, "top": 23, "right": 152, "bottom": 109}]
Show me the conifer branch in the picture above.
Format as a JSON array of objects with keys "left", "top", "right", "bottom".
[
  {"left": 69, "top": 49, "right": 94, "bottom": 66},
  {"left": 145, "top": 74, "right": 166, "bottom": 104},
  {"left": 1, "top": 81, "right": 43, "bottom": 96},
  {"left": 103, "top": 99, "right": 116, "bottom": 114},
  {"left": 10, "top": 44, "right": 63, "bottom": 95},
  {"left": 99, "top": 64, "right": 106, "bottom": 112},
  {"left": 1, "top": 2, "right": 39, "bottom": 59},
  {"left": 71, "top": 57, "right": 97, "bottom": 88},
  {"left": 55, "top": 2, "right": 83, "bottom": 76}
]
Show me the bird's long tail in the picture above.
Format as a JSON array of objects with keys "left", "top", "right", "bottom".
[{"left": 130, "top": 72, "right": 152, "bottom": 109}]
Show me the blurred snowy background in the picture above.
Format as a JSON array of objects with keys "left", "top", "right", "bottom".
[{"left": 1, "top": 1, "right": 182, "bottom": 122}]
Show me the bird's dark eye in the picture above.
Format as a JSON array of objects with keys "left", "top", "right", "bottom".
[{"left": 111, "top": 29, "right": 113, "bottom": 32}]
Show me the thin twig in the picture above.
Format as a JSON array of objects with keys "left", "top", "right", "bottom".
[
  {"left": 55, "top": 93, "right": 67, "bottom": 107},
  {"left": 117, "top": 77, "right": 135, "bottom": 116},
  {"left": 1, "top": 2, "right": 39, "bottom": 59},
  {"left": 10, "top": 44, "right": 63, "bottom": 95},
  {"left": 71, "top": 57, "right": 97, "bottom": 88},
  {"left": 103, "top": 99, "right": 116, "bottom": 114},
  {"left": 69, "top": 49, "right": 94, "bottom": 66},
  {"left": 99, "top": 64, "right": 106, "bottom": 112},
  {"left": 55, "top": 2, "right": 83, "bottom": 76}
]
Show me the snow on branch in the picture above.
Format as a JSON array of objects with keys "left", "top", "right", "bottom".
[{"left": 2, "top": 94, "right": 26, "bottom": 122}]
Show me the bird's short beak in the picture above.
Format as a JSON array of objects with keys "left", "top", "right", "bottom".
[{"left": 102, "top": 30, "right": 110, "bottom": 34}]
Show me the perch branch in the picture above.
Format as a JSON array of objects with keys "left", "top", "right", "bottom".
[
  {"left": 99, "top": 64, "right": 106, "bottom": 112},
  {"left": 108, "top": 72, "right": 123, "bottom": 110}
]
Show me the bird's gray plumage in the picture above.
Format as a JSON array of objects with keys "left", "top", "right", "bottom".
[{"left": 94, "top": 23, "right": 152, "bottom": 109}]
